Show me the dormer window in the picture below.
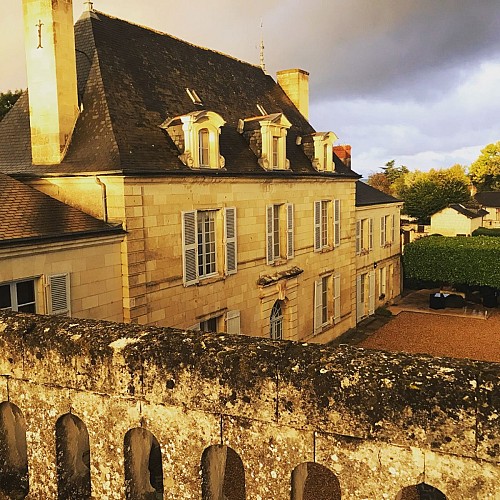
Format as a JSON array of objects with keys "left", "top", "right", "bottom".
[
  {"left": 160, "top": 111, "right": 226, "bottom": 169},
  {"left": 239, "top": 113, "right": 291, "bottom": 170},
  {"left": 309, "top": 132, "right": 338, "bottom": 172}
]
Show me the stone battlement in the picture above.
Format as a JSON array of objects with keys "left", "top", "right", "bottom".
[{"left": 0, "top": 311, "right": 498, "bottom": 498}]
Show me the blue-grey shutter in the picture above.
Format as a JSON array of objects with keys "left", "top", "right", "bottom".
[
  {"left": 225, "top": 207, "right": 237, "bottom": 275},
  {"left": 182, "top": 211, "right": 199, "bottom": 286}
]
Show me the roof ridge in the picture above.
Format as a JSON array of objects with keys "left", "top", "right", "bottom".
[{"left": 93, "top": 10, "right": 265, "bottom": 73}]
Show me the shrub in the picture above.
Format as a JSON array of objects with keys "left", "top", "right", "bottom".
[
  {"left": 472, "top": 227, "right": 500, "bottom": 237},
  {"left": 403, "top": 236, "right": 500, "bottom": 289}
]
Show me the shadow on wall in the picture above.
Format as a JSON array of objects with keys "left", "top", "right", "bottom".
[{"left": 0, "top": 402, "right": 449, "bottom": 500}]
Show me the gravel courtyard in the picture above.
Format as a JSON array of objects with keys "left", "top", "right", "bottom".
[{"left": 360, "top": 310, "right": 500, "bottom": 363}]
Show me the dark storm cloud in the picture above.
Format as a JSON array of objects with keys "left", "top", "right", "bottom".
[{"left": 264, "top": 0, "right": 500, "bottom": 102}]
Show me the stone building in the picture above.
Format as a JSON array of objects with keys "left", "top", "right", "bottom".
[{"left": 0, "top": 0, "right": 401, "bottom": 342}]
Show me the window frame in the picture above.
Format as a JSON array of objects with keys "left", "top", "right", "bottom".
[
  {"left": 266, "top": 203, "right": 294, "bottom": 264},
  {"left": 0, "top": 279, "right": 37, "bottom": 313},
  {"left": 270, "top": 301, "right": 284, "bottom": 340}
]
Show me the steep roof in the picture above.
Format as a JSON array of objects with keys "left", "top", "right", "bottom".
[
  {"left": 447, "top": 204, "right": 489, "bottom": 219},
  {"left": 475, "top": 191, "right": 500, "bottom": 208},
  {"left": 0, "top": 11, "right": 359, "bottom": 180},
  {"left": 355, "top": 181, "right": 401, "bottom": 207},
  {"left": 0, "top": 173, "right": 124, "bottom": 247}
]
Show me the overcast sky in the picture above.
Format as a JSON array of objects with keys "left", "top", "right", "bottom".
[{"left": 2, "top": 0, "right": 500, "bottom": 177}]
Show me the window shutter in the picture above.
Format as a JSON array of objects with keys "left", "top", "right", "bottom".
[
  {"left": 286, "top": 203, "right": 294, "bottom": 259},
  {"left": 355, "top": 220, "right": 361, "bottom": 254},
  {"left": 224, "top": 207, "right": 237, "bottom": 275},
  {"left": 334, "top": 199, "right": 341, "bottom": 247},
  {"left": 48, "top": 274, "right": 71, "bottom": 316},
  {"left": 226, "top": 310, "right": 241, "bottom": 334},
  {"left": 368, "top": 270, "right": 376, "bottom": 315},
  {"left": 356, "top": 274, "right": 362, "bottom": 322},
  {"left": 182, "top": 211, "right": 199, "bottom": 286},
  {"left": 368, "top": 218, "right": 374, "bottom": 251},
  {"left": 333, "top": 274, "right": 341, "bottom": 324},
  {"left": 314, "top": 201, "right": 321, "bottom": 251},
  {"left": 266, "top": 205, "right": 274, "bottom": 264},
  {"left": 313, "top": 279, "right": 323, "bottom": 334},
  {"left": 380, "top": 216, "right": 386, "bottom": 246},
  {"left": 391, "top": 214, "right": 395, "bottom": 244}
]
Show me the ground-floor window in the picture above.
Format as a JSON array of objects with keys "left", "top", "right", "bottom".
[
  {"left": 0, "top": 280, "right": 36, "bottom": 313},
  {"left": 270, "top": 301, "right": 284, "bottom": 340}
]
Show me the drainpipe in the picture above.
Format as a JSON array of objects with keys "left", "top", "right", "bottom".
[{"left": 95, "top": 176, "right": 108, "bottom": 222}]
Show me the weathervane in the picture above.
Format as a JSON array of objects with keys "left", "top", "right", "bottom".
[
  {"left": 260, "top": 19, "right": 266, "bottom": 73},
  {"left": 36, "top": 19, "right": 43, "bottom": 49}
]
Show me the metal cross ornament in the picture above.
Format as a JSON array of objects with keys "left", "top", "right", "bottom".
[{"left": 36, "top": 19, "right": 43, "bottom": 49}]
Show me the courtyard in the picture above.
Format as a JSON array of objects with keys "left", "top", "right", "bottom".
[{"left": 340, "top": 290, "right": 500, "bottom": 363}]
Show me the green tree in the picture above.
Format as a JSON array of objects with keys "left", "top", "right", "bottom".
[
  {"left": 399, "top": 165, "right": 470, "bottom": 224},
  {"left": 469, "top": 141, "right": 500, "bottom": 191},
  {"left": 0, "top": 90, "right": 22, "bottom": 121},
  {"left": 367, "top": 160, "right": 408, "bottom": 196},
  {"left": 367, "top": 171, "right": 391, "bottom": 194}
]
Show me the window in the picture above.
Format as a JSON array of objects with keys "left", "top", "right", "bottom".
[
  {"left": 182, "top": 208, "right": 237, "bottom": 286},
  {"left": 200, "top": 316, "right": 218, "bottom": 333},
  {"left": 379, "top": 267, "right": 387, "bottom": 298},
  {"left": 356, "top": 271, "right": 375, "bottom": 322},
  {"left": 270, "top": 301, "right": 284, "bottom": 340},
  {"left": 198, "top": 128, "right": 210, "bottom": 167},
  {"left": 0, "top": 280, "right": 36, "bottom": 313},
  {"left": 356, "top": 218, "right": 373, "bottom": 254},
  {"left": 197, "top": 211, "right": 217, "bottom": 278},
  {"left": 161, "top": 111, "right": 225, "bottom": 169},
  {"left": 266, "top": 204, "right": 293, "bottom": 264},
  {"left": 191, "top": 310, "right": 240, "bottom": 334},
  {"left": 380, "top": 215, "right": 392, "bottom": 246},
  {"left": 314, "top": 274, "right": 340, "bottom": 334},
  {"left": 333, "top": 199, "right": 341, "bottom": 247},
  {"left": 314, "top": 201, "right": 329, "bottom": 251},
  {"left": 186, "top": 88, "right": 203, "bottom": 105},
  {"left": 272, "top": 136, "right": 279, "bottom": 168}
]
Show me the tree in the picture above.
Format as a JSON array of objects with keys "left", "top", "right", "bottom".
[
  {"left": 367, "top": 160, "right": 408, "bottom": 196},
  {"left": 399, "top": 166, "right": 470, "bottom": 224},
  {"left": 469, "top": 141, "right": 500, "bottom": 191},
  {"left": 0, "top": 90, "right": 22, "bottom": 122}
]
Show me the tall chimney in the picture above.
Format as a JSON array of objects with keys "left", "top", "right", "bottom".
[
  {"left": 22, "top": 0, "right": 79, "bottom": 165},
  {"left": 276, "top": 69, "right": 309, "bottom": 120}
]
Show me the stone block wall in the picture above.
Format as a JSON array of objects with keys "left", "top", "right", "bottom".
[{"left": 0, "top": 311, "right": 498, "bottom": 499}]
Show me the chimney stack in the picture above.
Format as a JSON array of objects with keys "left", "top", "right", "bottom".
[
  {"left": 22, "top": 0, "right": 79, "bottom": 165},
  {"left": 333, "top": 145, "right": 352, "bottom": 169},
  {"left": 276, "top": 69, "right": 309, "bottom": 120}
]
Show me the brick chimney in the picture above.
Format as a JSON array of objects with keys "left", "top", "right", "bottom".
[
  {"left": 333, "top": 145, "right": 352, "bottom": 169},
  {"left": 22, "top": 0, "right": 79, "bottom": 165},
  {"left": 276, "top": 69, "right": 309, "bottom": 120}
]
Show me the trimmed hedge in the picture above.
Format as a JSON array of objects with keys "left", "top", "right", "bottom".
[
  {"left": 472, "top": 227, "right": 500, "bottom": 237},
  {"left": 403, "top": 236, "right": 500, "bottom": 288}
]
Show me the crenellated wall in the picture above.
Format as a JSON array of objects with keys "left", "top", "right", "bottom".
[{"left": 0, "top": 311, "right": 498, "bottom": 499}]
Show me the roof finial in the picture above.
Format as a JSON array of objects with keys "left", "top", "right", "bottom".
[
  {"left": 260, "top": 19, "right": 266, "bottom": 73},
  {"left": 84, "top": 1, "right": 94, "bottom": 11}
]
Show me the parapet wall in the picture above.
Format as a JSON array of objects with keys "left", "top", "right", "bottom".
[{"left": 0, "top": 311, "right": 498, "bottom": 499}]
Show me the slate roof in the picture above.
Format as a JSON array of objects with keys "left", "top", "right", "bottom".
[
  {"left": 475, "top": 191, "right": 500, "bottom": 208},
  {"left": 447, "top": 204, "right": 489, "bottom": 219},
  {"left": 0, "top": 11, "right": 359, "bottom": 180},
  {"left": 0, "top": 173, "right": 124, "bottom": 247},
  {"left": 355, "top": 181, "right": 401, "bottom": 207}
]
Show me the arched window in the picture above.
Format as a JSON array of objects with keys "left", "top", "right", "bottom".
[
  {"left": 0, "top": 402, "right": 29, "bottom": 499},
  {"left": 201, "top": 445, "right": 245, "bottom": 500},
  {"left": 291, "top": 462, "right": 341, "bottom": 500},
  {"left": 397, "top": 483, "right": 447, "bottom": 499},
  {"left": 55, "top": 413, "right": 91, "bottom": 499},
  {"left": 270, "top": 301, "right": 284, "bottom": 340},
  {"left": 198, "top": 128, "right": 210, "bottom": 167},
  {"left": 124, "top": 428, "right": 164, "bottom": 499}
]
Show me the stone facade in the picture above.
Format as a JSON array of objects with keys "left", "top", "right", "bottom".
[
  {"left": 431, "top": 207, "right": 483, "bottom": 237},
  {"left": 0, "top": 311, "right": 498, "bottom": 499}
]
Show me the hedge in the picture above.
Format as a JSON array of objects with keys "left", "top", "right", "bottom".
[
  {"left": 472, "top": 227, "right": 500, "bottom": 237},
  {"left": 403, "top": 236, "right": 500, "bottom": 288}
]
